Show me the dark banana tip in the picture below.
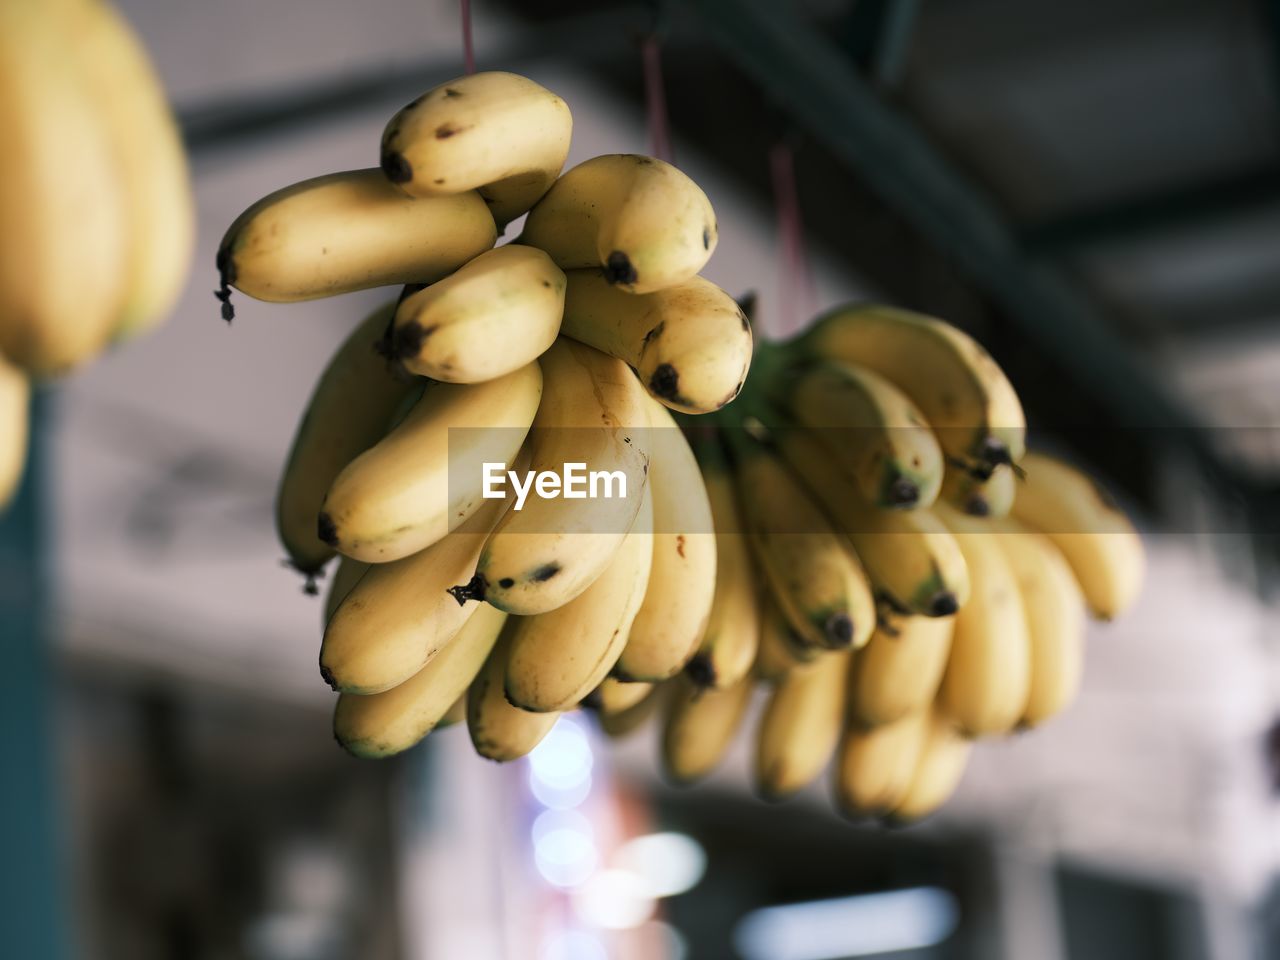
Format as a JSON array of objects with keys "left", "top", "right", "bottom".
[
  {"left": 303, "top": 573, "right": 320, "bottom": 597},
  {"left": 964, "top": 495, "right": 990, "bottom": 517},
  {"left": 380, "top": 149, "right": 413, "bottom": 184},
  {"left": 580, "top": 689, "right": 603, "bottom": 712},
  {"left": 648, "top": 363, "right": 680, "bottom": 401},
  {"left": 979, "top": 436, "right": 1011, "bottom": 468},
  {"left": 214, "top": 247, "right": 236, "bottom": 322},
  {"left": 928, "top": 592, "right": 959, "bottom": 617},
  {"left": 825, "top": 613, "right": 855, "bottom": 647},
  {"left": 684, "top": 653, "right": 717, "bottom": 688},
  {"left": 887, "top": 475, "right": 920, "bottom": 507},
  {"left": 316, "top": 512, "right": 338, "bottom": 547},
  {"left": 319, "top": 663, "right": 338, "bottom": 691},
  {"left": 604, "top": 250, "right": 638, "bottom": 286},
  {"left": 447, "top": 574, "right": 486, "bottom": 605}
]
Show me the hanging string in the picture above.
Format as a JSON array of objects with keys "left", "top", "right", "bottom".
[
  {"left": 641, "top": 32, "right": 672, "bottom": 163},
  {"left": 769, "top": 138, "right": 817, "bottom": 339},
  {"left": 460, "top": 0, "right": 476, "bottom": 74}
]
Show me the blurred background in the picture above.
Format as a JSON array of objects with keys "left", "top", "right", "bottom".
[{"left": 3, "top": 0, "right": 1280, "bottom": 957}]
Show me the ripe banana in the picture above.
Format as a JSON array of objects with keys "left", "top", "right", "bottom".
[
  {"left": 591, "top": 677, "right": 654, "bottom": 715},
  {"left": 599, "top": 683, "right": 663, "bottom": 739},
  {"left": 467, "top": 620, "right": 559, "bottom": 761},
  {"left": 684, "top": 438, "right": 759, "bottom": 690},
  {"left": 791, "top": 304, "right": 1025, "bottom": 475},
  {"left": 661, "top": 675, "right": 754, "bottom": 784},
  {"left": 386, "top": 245, "right": 565, "bottom": 383},
  {"left": 503, "top": 484, "right": 653, "bottom": 712},
  {"left": 277, "top": 302, "right": 417, "bottom": 577},
  {"left": 380, "top": 71, "right": 572, "bottom": 227},
  {"left": 755, "top": 651, "right": 851, "bottom": 799},
  {"left": 1010, "top": 451, "right": 1144, "bottom": 620},
  {"left": 216, "top": 169, "right": 496, "bottom": 308},
  {"left": 613, "top": 400, "right": 716, "bottom": 683},
  {"left": 0, "top": 356, "right": 30, "bottom": 509},
  {"left": 941, "top": 462, "right": 1016, "bottom": 518},
  {"left": 993, "top": 520, "right": 1086, "bottom": 728},
  {"left": 934, "top": 504, "right": 1032, "bottom": 737},
  {"left": 322, "top": 557, "right": 369, "bottom": 627},
  {"left": 728, "top": 426, "right": 875, "bottom": 651},
  {"left": 333, "top": 602, "right": 506, "bottom": 759},
  {"left": 848, "top": 612, "right": 954, "bottom": 728},
  {"left": 559, "top": 271, "right": 751, "bottom": 414},
  {"left": 780, "top": 358, "right": 943, "bottom": 509},
  {"left": 438, "top": 694, "right": 467, "bottom": 729},
  {"left": 473, "top": 339, "right": 650, "bottom": 615},
  {"left": 521, "top": 154, "right": 718, "bottom": 294},
  {"left": 319, "top": 361, "right": 541, "bottom": 563},
  {"left": 70, "top": 0, "right": 192, "bottom": 339},
  {"left": 888, "top": 710, "right": 973, "bottom": 823},
  {"left": 0, "top": 0, "right": 127, "bottom": 376},
  {"left": 771, "top": 426, "right": 967, "bottom": 618},
  {"left": 753, "top": 596, "right": 820, "bottom": 683},
  {"left": 833, "top": 710, "right": 929, "bottom": 819}
]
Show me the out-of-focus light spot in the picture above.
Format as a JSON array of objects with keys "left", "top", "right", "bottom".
[
  {"left": 534, "top": 812, "right": 598, "bottom": 889},
  {"left": 529, "top": 716, "right": 594, "bottom": 793},
  {"left": 574, "top": 869, "right": 655, "bottom": 930},
  {"left": 615, "top": 832, "right": 706, "bottom": 899},
  {"left": 540, "top": 930, "right": 608, "bottom": 960},
  {"left": 532, "top": 808, "right": 593, "bottom": 847},
  {"left": 530, "top": 771, "right": 593, "bottom": 810},
  {"left": 637, "top": 920, "right": 688, "bottom": 960},
  {"left": 733, "top": 886, "right": 960, "bottom": 960}
]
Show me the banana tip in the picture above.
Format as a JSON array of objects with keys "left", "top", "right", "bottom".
[
  {"left": 928, "top": 592, "right": 959, "bottom": 617},
  {"left": 380, "top": 149, "right": 413, "bottom": 184},
  {"left": 887, "top": 476, "right": 919, "bottom": 507},
  {"left": 604, "top": 250, "right": 638, "bottom": 286},
  {"left": 684, "top": 654, "right": 717, "bottom": 688},
  {"left": 824, "top": 613, "right": 855, "bottom": 647},
  {"left": 316, "top": 513, "right": 338, "bottom": 547},
  {"left": 447, "top": 574, "right": 486, "bottom": 606},
  {"left": 319, "top": 663, "right": 339, "bottom": 692}
]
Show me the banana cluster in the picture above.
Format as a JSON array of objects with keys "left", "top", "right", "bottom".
[
  {"left": 602, "top": 305, "right": 1145, "bottom": 824},
  {"left": 228, "top": 72, "right": 753, "bottom": 761},
  {"left": 0, "top": 0, "right": 194, "bottom": 509}
]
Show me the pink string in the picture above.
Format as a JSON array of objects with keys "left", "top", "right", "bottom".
[
  {"left": 641, "top": 35, "right": 673, "bottom": 163},
  {"left": 460, "top": 0, "right": 476, "bottom": 74},
  {"left": 769, "top": 140, "right": 817, "bottom": 339}
]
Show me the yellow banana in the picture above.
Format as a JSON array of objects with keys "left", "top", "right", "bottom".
[
  {"left": 559, "top": 271, "right": 751, "bottom": 414},
  {"left": 781, "top": 359, "right": 943, "bottom": 509},
  {"left": 755, "top": 651, "right": 851, "bottom": 799},
  {"left": 0, "top": 0, "right": 127, "bottom": 376},
  {"left": 322, "top": 557, "right": 369, "bottom": 627},
  {"left": 992, "top": 520, "right": 1086, "bottom": 728},
  {"left": 590, "top": 677, "right": 654, "bottom": 715},
  {"left": 833, "top": 710, "right": 929, "bottom": 819},
  {"left": 216, "top": 169, "right": 495, "bottom": 309},
  {"left": 438, "top": 694, "right": 467, "bottom": 730},
  {"left": 772, "top": 427, "right": 968, "bottom": 618},
  {"left": 503, "top": 484, "right": 653, "bottom": 712},
  {"left": 848, "top": 612, "right": 954, "bottom": 728},
  {"left": 473, "top": 339, "right": 650, "bottom": 615},
  {"left": 276, "top": 302, "right": 416, "bottom": 578},
  {"left": 934, "top": 504, "right": 1032, "bottom": 737},
  {"left": 467, "top": 621, "right": 559, "bottom": 761},
  {"left": 599, "top": 683, "right": 663, "bottom": 739},
  {"left": 386, "top": 245, "right": 565, "bottom": 383},
  {"left": 753, "top": 596, "right": 820, "bottom": 683},
  {"left": 888, "top": 710, "right": 973, "bottom": 823},
  {"left": 333, "top": 602, "right": 506, "bottom": 759},
  {"left": 380, "top": 71, "right": 572, "bottom": 227},
  {"left": 319, "top": 362, "right": 541, "bottom": 563},
  {"left": 1010, "top": 451, "right": 1144, "bottom": 620},
  {"left": 940, "top": 462, "right": 1016, "bottom": 518},
  {"left": 521, "top": 154, "right": 717, "bottom": 294},
  {"left": 70, "top": 0, "right": 192, "bottom": 339},
  {"left": 613, "top": 401, "right": 716, "bottom": 682},
  {"left": 791, "top": 304, "right": 1025, "bottom": 475},
  {"left": 0, "top": 356, "right": 30, "bottom": 509},
  {"left": 661, "top": 675, "right": 754, "bottom": 784}
]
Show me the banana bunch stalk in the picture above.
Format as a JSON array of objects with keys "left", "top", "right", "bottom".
[
  {"left": 233, "top": 72, "right": 748, "bottom": 761},
  {"left": 0, "top": 0, "right": 194, "bottom": 509}
]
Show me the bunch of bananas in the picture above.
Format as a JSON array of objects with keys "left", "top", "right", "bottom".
[
  {"left": 0, "top": 0, "right": 193, "bottom": 509},
  {"left": 628, "top": 304, "right": 1146, "bottom": 822},
  {"left": 220, "top": 72, "right": 753, "bottom": 759}
]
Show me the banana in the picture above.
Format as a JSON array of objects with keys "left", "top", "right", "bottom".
[
  {"left": 0, "top": 0, "right": 127, "bottom": 376},
  {"left": 0, "top": 355, "right": 30, "bottom": 509},
  {"left": 333, "top": 602, "right": 506, "bottom": 759},
  {"left": 661, "top": 675, "right": 754, "bottom": 784},
  {"left": 520, "top": 154, "right": 718, "bottom": 294},
  {"left": 779, "top": 358, "right": 943, "bottom": 509},
  {"left": 472, "top": 339, "right": 650, "bottom": 615},
  {"left": 683, "top": 438, "right": 759, "bottom": 690},
  {"left": 848, "top": 612, "right": 954, "bottom": 728},
  {"left": 599, "top": 683, "right": 663, "bottom": 739},
  {"left": 833, "top": 710, "right": 929, "bottom": 819},
  {"left": 559, "top": 271, "right": 751, "bottom": 414},
  {"left": 322, "top": 557, "right": 369, "bottom": 627},
  {"left": 755, "top": 651, "right": 851, "bottom": 799},
  {"left": 503, "top": 483, "right": 653, "bottom": 712},
  {"left": 992, "top": 520, "right": 1086, "bottom": 728},
  {"left": 1010, "top": 451, "right": 1144, "bottom": 620},
  {"left": 216, "top": 169, "right": 496, "bottom": 310},
  {"left": 438, "top": 694, "right": 467, "bottom": 730},
  {"left": 727, "top": 426, "right": 875, "bottom": 651},
  {"left": 69, "top": 0, "right": 192, "bottom": 339},
  {"left": 934, "top": 504, "right": 1032, "bottom": 737},
  {"left": 385, "top": 245, "right": 565, "bottom": 383},
  {"left": 320, "top": 487, "right": 515, "bottom": 694},
  {"left": 791, "top": 304, "right": 1025, "bottom": 475},
  {"left": 613, "top": 400, "right": 716, "bottom": 682},
  {"left": 753, "top": 596, "right": 820, "bottom": 683},
  {"left": 888, "top": 710, "right": 973, "bottom": 823},
  {"left": 380, "top": 71, "right": 572, "bottom": 227},
  {"left": 467, "top": 620, "right": 559, "bottom": 761},
  {"left": 591, "top": 677, "right": 654, "bottom": 715},
  {"left": 941, "top": 462, "right": 1016, "bottom": 518},
  {"left": 319, "top": 361, "right": 541, "bottom": 563},
  {"left": 276, "top": 303, "right": 417, "bottom": 578},
  {"left": 771, "top": 425, "right": 967, "bottom": 618}
]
